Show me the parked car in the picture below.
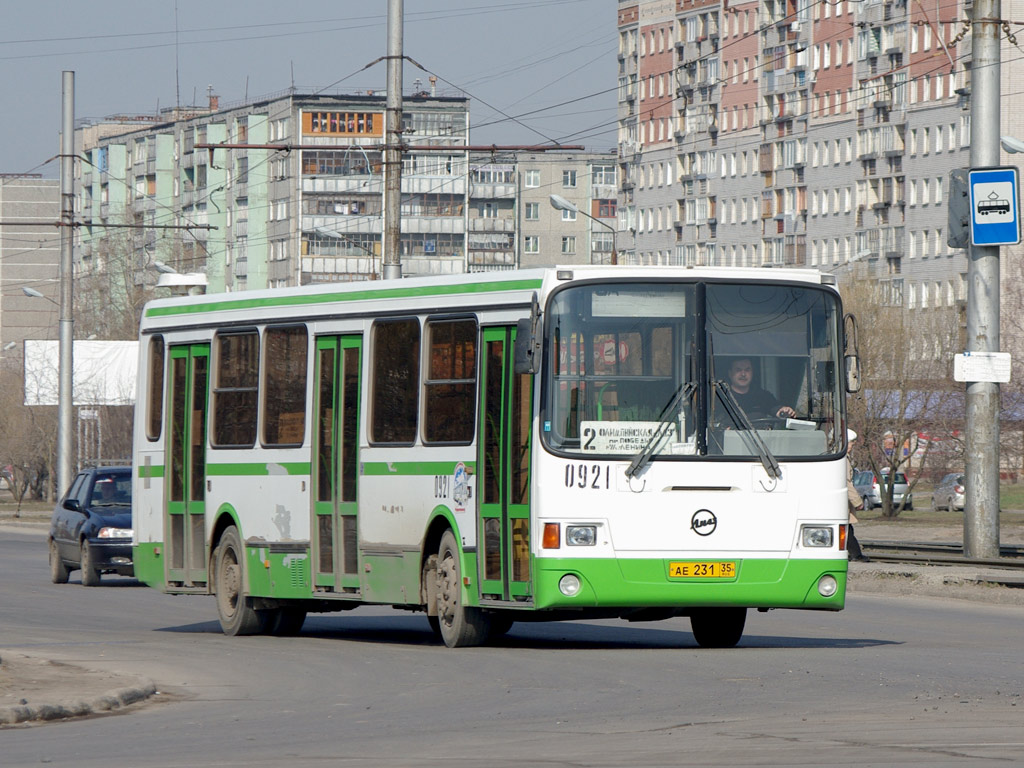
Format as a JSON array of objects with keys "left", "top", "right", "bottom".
[
  {"left": 48, "top": 466, "right": 134, "bottom": 586},
  {"left": 852, "top": 469, "right": 913, "bottom": 510},
  {"left": 933, "top": 472, "right": 966, "bottom": 511}
]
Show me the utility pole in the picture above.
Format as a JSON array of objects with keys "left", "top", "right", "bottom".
[
  {"left": 964, "top": 0, "right": 1001, "bottom": 559},
  {"left": 382, "top": 0, "right": 404, "bottom": 280},
  {"left": 58, "top": 71, "right": 75, "bottom": 498}
]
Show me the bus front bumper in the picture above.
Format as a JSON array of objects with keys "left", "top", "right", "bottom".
[{"left": 532, "top": 556, "right": 848, "bottom": 611}]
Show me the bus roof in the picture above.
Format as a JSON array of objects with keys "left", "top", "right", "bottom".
[{"left": 138, "top": 265, "right": 836, "bottom": 332}]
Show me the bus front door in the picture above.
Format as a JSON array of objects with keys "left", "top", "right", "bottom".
[
  {"left": 166, "top": 343, "right": 209, "bottom": 588},
  {"left": 478, "top": 326, "right": 533, "bottom": 604},
  {"left": 312, "top": 336, "right": 362, "bottom": 595}
]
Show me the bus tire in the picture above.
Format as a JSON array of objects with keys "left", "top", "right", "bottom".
[
  {"left": 690, "top": 607, "right": 747, "bottom": 648},
  {"left": 214, "top": 525, "right": 265, "bottom": 636},
  {"left": 436, "top": 530, "right": 490, "bottom": 648},
  {"left": 49, "top": 539, "right": 70, "bottom": 584},
  {"left": 487, "top": 612, "right": 514, "bottom": 638},
  {"left": 267, "top": 607, "right": 307, "bottom": 636},
  {"left": 80, "top": 541, "right": 102, "bottom": 586}
]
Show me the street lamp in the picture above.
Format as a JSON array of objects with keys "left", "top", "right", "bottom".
[
  {"left": 549, "top": 194, "right": 618, "bottom": 265},
  {"left": 999, "top": 136, "right": 1024, "bottom": 154},
  {"left": 22, "top": 286, "right": 57, "bottom": 303}
]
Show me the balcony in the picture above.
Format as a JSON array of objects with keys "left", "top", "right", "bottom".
[{"left": 469, "top": 217, "right": 515, "bottom": 233}]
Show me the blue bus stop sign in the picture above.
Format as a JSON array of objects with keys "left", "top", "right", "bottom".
[{"left": 968, "top": 166, "right": 1020, "bottom": 246}]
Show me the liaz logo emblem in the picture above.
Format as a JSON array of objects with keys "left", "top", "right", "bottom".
[{"left": 691, "top": 509, "right": 717, "bottom": 536}]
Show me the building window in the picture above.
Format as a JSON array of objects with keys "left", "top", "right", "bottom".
[
  {"left": 524, "top": 202, "right": 540, "bottom": 220},
  {"left": 524, "top": 236, "right": 540, "bottom": 253},
  {"left": 562, "top": 170, "right": 577, "bottom": 188},
  {"left": 561, "top": 236, "right": 576, "bottom": 254},
  {"left": 597, "top": 199, "right": 616, "bottom": 218},
  {"left": 561, "top": 208, "right": 577, "bottom": 222},
  {"left": 591, "top": 164, "right": 615, "bottom": 185},
  {"left": 303, "top": 111, "right": 382, "bottom": 137},
  {"left": 524, "top": 170, "right": 540, "bottom": 188}
]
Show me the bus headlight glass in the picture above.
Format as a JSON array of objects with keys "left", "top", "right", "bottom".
[
  {"left": 565, "top": 525, "right": 597, "bottom": 546},
  {"left": 801, "top": 526, "right": 833, "bottom": 548},
  {"left": 559, "top": 574, "right": 582, "bottom": 597}
]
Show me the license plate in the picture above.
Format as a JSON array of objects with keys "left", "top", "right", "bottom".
[{"left": 668, "top": 561, "right": 736, "bottom": 579}]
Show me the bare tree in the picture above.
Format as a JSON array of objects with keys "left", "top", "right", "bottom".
[
  {"left": 75, "top": 222, "right": 160, "bottom": 341},
  {"left": 841, "top": 270, "right": 963, "bottom": 517},
  {"left": 0, "top": 368, "right": 57, "bottom": 509}
]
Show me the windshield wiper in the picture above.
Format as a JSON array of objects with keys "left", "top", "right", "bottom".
[
  {"left": 625, "top": 381, "right": 696, "bottom": 479},
  {"left": 712, "top": 380, "right": 781, "bottom": 480}
]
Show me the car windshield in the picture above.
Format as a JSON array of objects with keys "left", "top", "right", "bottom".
[
  {"left": 882, "top": 473, "right": 908, "bottom": 484},
  {"left": 90, "top": 474, "right": 132, "bottom": 505}
]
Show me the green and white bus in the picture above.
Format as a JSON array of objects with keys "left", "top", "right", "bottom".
[{"left": 132, "top": 266, "right": 860, "bottom": 647}]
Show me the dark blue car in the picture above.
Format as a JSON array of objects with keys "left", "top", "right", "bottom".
[{"left": 48, "top": 466, "right": 134, "bottom": 586}]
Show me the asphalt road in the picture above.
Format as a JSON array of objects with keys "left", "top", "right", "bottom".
[{"left": 2, "top": 525, "right": 1023, "bottom": 767}]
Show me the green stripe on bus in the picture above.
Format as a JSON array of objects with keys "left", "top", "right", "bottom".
[
  {"left": 137, "top": 464, "right": 165, "bottom": 479},
  {"left": 206, "top": 462, "right": 311, "bottom": 476},
  {"left": 361, "top": 461, "right": 477, "bottom": 476},
  {"left": 145, "top": 278, "right": 544, "bottom": 318}
]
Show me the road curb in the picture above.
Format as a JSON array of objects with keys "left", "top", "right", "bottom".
[{"left": 0, "top": 681, "right": 157, "bottom": 726}]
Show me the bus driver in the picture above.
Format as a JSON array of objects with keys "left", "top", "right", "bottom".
[{"left": 726, "top": 357, "right": 796, "bottom": 420}]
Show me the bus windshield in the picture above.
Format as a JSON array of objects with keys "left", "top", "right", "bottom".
[{"left": 542, "top": 280, "right": 845, "bottom": 461}]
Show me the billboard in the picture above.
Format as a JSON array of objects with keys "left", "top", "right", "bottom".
[{"left": 23, "top": 340, "right": 138, "bottom": 407}]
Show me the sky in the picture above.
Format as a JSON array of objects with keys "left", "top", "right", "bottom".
[{"left": 0, "top": 0, "right": 619, "bottom": 176}]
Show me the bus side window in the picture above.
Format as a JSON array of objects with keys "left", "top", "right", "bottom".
[
  {"left": 213, "top": 330, "right": 259, "bottom": 447},
  {"left": 370, "top": 318, "right": 420, "bottom": 444},
  {"left": 424, "top": 319, "right": 477, "bottom": 444},
  {"left": 146, "top": 335, "right": 164, "bottom": 441},
  {"left": 262, "top": 326, "right": 308, "bottom": 447}
]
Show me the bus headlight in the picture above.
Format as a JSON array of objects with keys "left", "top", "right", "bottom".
[
  {"left": 565, "top": 525, "right": 597, "bottom": 546},
  {"left": 818, "top": 574, "right": 838, "bottom": 597},
  {"left": 559, "top": 574, "right": 582, "bottom": 597},
  {"left": 801, "top": 526, "right": 833, "bottom": 548}
]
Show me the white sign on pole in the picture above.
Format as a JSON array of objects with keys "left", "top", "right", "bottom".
[{"left": 953, "top": 352, "right": 1011, "bottom": 383}]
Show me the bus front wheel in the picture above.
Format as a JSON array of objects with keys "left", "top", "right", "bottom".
[
  {"left": 214, "top": 525, "right": 265, "bottom": 636},
  {"left": 436, "top": 530, "right": 490, "bottom": 648},
  {"left": 690, "top": 607, "right": 747, "bottom": 648}
]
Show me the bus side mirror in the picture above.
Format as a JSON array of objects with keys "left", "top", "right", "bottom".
[
  {"left": 844, "top": 355, "right": 861, "bottom": 393},
  {"left": 514, "top": 318, "right": 539, "bottom": 374},
  {"left": 843, "top": 312, "right": 862, "bottom": 393}
]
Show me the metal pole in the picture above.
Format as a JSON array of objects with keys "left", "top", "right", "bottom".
[
  {"left": 381, "top": 0, "right": 403, "bottom": 280},
  {"left": 57, "top": 71, "right": 75, "bottom": 498},
  {"left": 964, "top": 0, "right": 1001, "bottom": 559}
]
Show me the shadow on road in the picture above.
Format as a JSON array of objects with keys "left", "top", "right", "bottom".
[{"left": 154, "top": 612, "right": 899, "bottom": 650}]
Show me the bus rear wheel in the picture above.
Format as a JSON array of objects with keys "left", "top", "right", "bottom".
[
  {"left": 266, "top": 607, "right": 307, "bottom": 636},
  {"left": 690, "top": 607, "right": 747, "bottom": 648},
  {"left": 436, "top": 530, "right": 490, "bottom": 648},
  {"left": 214, "top": 525, "right": 265, "bottom": 636}
]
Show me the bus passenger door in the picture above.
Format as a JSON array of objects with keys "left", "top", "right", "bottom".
[
  {"left": 165, "top": 343, "right": 209, "bottom": 588},
  {"left": 478, "top": 326, "right": 533, "bottom": 604},
  {"left": 312, "top": 336, "right": 362, "bottom": 595}
]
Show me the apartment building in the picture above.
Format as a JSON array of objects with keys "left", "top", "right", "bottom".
[
  {"left": 78, "top": 92, "right": 472, "bottom": 291},
  {"left": 0, "top": 175, "right": 60, "bottom": 358},
  {"left": 617, "top": 0, "right": 974, "bottom": 311},
  {"left": 77, "top": 92, "right": 617, "bottom": 288}
]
